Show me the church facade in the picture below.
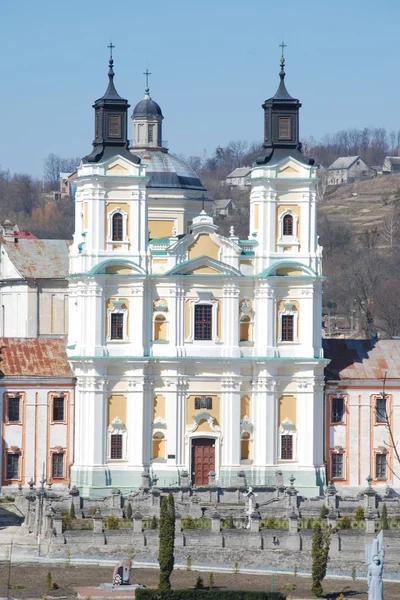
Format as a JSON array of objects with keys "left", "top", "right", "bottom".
[{"left": 67, "top": 53, "right": 326, "bottom": 496}]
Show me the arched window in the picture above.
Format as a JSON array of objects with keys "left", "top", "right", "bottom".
[
  {"left": 152, "top": 432, "right": 165, "bottom": 459},
  {"left": 241, "top": 432, "right": 251, "bottom": 460},
  {"left": 112, "top": 212, "right": 123, "bottom": 241},
  {"left": 283, "top": 214, "right": 293, "bottom": 236}
]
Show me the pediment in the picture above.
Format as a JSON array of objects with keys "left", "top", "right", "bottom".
[
  {"left": 166, "top": 255, "right": 242, "bottom": 276},
  {"left": 188, "top": 233, "right": 220, "bottom": 261},
  {"left": 105, "top": 156, "right": 138, "bottom": 176}
]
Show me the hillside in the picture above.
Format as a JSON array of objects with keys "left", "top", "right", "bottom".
[{"left": 319, "top": 173, "right": 400, "bottom": 239}]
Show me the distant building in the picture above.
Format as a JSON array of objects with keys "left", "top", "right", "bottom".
[
  {"left": 54, "top": 172, "right": 77, "bottom": 201},
  {"left": 324, "top": 339, "right": 400, "bottom": 489},
  {"left": 383, "top": 156, "right": 400, "bottom": 174},
  {"left": 0, "top": 221, "right": 70, "bottom": 337},
  {"left": 0, "top": 338, "right": 74, "bottom": 488},
  {"left": 211, "top": 199, "right": 234, "bottom": 217},
  {"left": 327, "top": 156, "right": 375, "bottom": 185},
  {"left": 225, "top": 167, "right": 252, "bottom": 188}
]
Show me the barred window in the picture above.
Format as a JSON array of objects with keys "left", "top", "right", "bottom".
[
  {"left": 6, "top": 454, "right": 19, "bottom": 479},
  {"left": 8, "top": 396, "right": 20, "bottom": 422},
  {"left": 53, "top": 397, "right": 64, "bottom": 422},
  {"left": 283, "top": 214, "right": 293, "bottom": 236},
  {"left": 331, "top": 453, "right": 343, "bottom": 478},
  {"left": 52, "top": 453, "right": 64, "bottom": 478},
  {"left": 375, "top": 397, "right": 387, "bottom": 424},
  {"left": 194, "top": 304, "right": 212, "bottom": 340},
  {"left": 376, "top": 454, "right": 387, "bottom": 479},
  {"left": 195, "top": 396, "right": 212, "bottom": 410},
  {"left": 331, "top": 398, "right": 344, "bottom": 423},
  {"left": 111, "top": 313, "right": 124, "bottom": 340},
  {"left": 281, "top": 315, "right": 294, "bottom": 341},
  {"left": 112, "top": 212, "right": 123, "bottom": 242},
  {"left": 281, "top": 434, "right": 293, "bottom": 460},
  {"left": 111, "top": 434, "right": 123, "bottom": 459}
]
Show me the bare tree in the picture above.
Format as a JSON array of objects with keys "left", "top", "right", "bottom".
[
  {"left": 43, "top": 154, "right": 80, "bottom": 190},
  {"left": 382, "top": 212, "right": 400, "bottom": 253}
]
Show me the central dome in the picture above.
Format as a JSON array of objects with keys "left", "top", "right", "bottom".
[{"left": 135, "top": 150, "right": 205, "bottom": 191}]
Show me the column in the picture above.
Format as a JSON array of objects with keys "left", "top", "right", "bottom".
[
  {"left": 221, "top": 378, "right": 241, "bottom": 467},
  {"left": 222, "top": 282, "right": 240, "bottom": 357},
  {"left": 127, "top": 377, "right": 151, "bottom": 468},
  {"left": 299, "top": 287, "right": 315, "bottom": 358}
]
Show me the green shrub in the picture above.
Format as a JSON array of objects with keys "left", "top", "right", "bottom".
[
  {"left": 354, "top": 506, "right": 364, "bottom": 521},
  {"left": 104, "top": 514, "right": 119, "bottom": 530},
  {"left": 158, "top": 492, "right": 175, "bottom": 591},
  {"left": 311, "top": 524, "right": 330, "bottom": 597},
  {"left": 320, "top": 505, "right": 329, "bottom": 519},
  {"left": 224, "top": 514, "right": 235, "bottom": 529},
  {"left": 62, "top": 512, "right": 71, "bottom": 532},
  {"left": 233, "top": 559, "right": 239, "bottom": 574},
  {"left": 91, "top": 506, "right": 100, "bottom": 515},
  {"left": 136, "top": 591, "right": 286, "bottom": 600},
  {"left": 185, "top": 554, "right": 192, "bottom": 571},
  {"left": 337, "top": 515, "right": 352, "bottom": 529},
  {"left": 69, "top": 501, "right": 76, "bottom": 520},
  {"left": 281, "top": 583, "right": 295, "bottom": 592},
  {"left": 293, "top": 563, "right": 298, "bottom": 577},
  {"left": 263, "top": 516, "right": 277, "bottom": 529},
  {"left": 126, "top": 502, "right": 133, "bottom": 520},
  {"left": 151, "top": 515, "right": 158, "bottom": 530},
  {"left": 11, "top": 584, "right": 25, "bottom": 590},
  {"left": 306, "top": 518, "right": 313, "bottom": 529},
  {"left": 208, "top": 572, "right": 214, "bottom": 590},
  {"left": 351, "top": 566, "right": 356, "bottom": 581},
  {"left": 381, "top": 502, "right": 389, "bottom": 530},
  {"left": 194, "top": 577, "right": 204, "bottom": 589},
  {"left": 182, "top": 515, "right": 196, "bottom": 529},
  {"left": 46, "top": 572, "right": 53, "bottom": 591}
]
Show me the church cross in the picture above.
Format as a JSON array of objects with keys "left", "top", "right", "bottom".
[
  {"left": 143, "top": 69, "right": 152, "bottom": 88},
  {"left": 108, "top": 42, "right": 115, "bottom": 60},
  {"left": 279, "top": 41, "right": 287, "bottom": 59}
]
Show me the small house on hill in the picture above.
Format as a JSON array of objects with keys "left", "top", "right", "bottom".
[
  {"left": 211, "top": 198, "right": 234, "bottom": 217},
  {"left": 327, "top": 156, "right": 375, "bottom": 186},
  {"left": 383, "top": 156, "right": 400, "bottom": 174},
  {"left": 225, "top": 167, "right": 252, "bottom": 188}
]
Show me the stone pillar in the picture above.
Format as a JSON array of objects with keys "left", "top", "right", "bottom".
[
  {"left": 180, "top": 469, "right": 190, "bottom": 489},
  {"left": 285, "top": 476, "right": 299, "bottom": 512},
  {"left": 363, "top": 476, "right": 377, "bottom": 512},
  {"left": 286, "top": 509, "right": 301, "bottom": 551},
  {"left": 69, "top": 486, "right": 81, "bottom": 513},
  {"left": 133, "top": 512, "right": 143, "bottom": 534},
  {"left": 250, "top": 511, "right": 260, "bottom": 533},
  {"left": 325, "top": 480, "right": 337, "bottom": 511},
  {"left": 365, "top": 509, "right": 376, "bottom": 534},
  {"left": 330, "top": 531, "right": 341, "bottom": 555},
  {"left": 151, "top": 488, "right": 161, "bottom": 514},
  {"left": 53, "top": 513, "right": 63, "bottom": 536},
  {"left": 45, "top": 511, "right": 53, "bottom": 536},
  {"left": 327, "top": 510, "right": 337, "bottom": 529},
  {"left": 111, "top": 489, "right": 122, "bottom": 509},
  {"left": 175, "top": 377, "right": 188, "bottom": 468},
  {"left": 92, "top": 510, "right": 103, "bottom": 534},
  {"left": 175, "top": 513, "right": 184, "bottom": 547},
  {"left": 288, "top": 510, "right": 298, "bottom": 534},
  {"left": 141, "top": 469, "right": 150, "bottom": 492},
  {"left": 211, "top": 511, "right": 221, "bottom": 533}
]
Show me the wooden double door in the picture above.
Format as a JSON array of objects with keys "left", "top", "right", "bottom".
[{"left": 191, "top": 438, "right": 215, "bottom": 486}]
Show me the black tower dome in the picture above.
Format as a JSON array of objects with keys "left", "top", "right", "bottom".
[
  {"left": 132, "top": 87, "right": 163, "bottom": 118},
  {"left": 256, "top": 56, "right": 314, "bottom": 166}
]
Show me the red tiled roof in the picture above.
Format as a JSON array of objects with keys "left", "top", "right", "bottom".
[
  {"left": 323, "top": 339, "right": 400, "bottom": 381},
  {"left": 0, "top": 338, "right": 73, "bottom": 378}
]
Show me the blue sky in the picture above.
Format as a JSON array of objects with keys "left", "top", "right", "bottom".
[{"left": 0, "top": 0, "right": 399, "bottom": 176}]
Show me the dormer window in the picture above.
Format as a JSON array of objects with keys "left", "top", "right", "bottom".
[{"left": 278, "top": 116, "right": 291, "bottom": 140}]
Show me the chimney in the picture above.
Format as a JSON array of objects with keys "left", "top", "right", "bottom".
[{"left": 2, "top": 220, "right": 16, "bottom": 242}]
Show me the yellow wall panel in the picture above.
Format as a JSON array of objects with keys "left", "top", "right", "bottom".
[
  {"left": 278, "top": 395, "right": 297, "bottom": 427},
  {"left": 188, "top": 234, "right": 219, "bottom": 260},
  {"left": 108, "top": 394, "right": 127, "bottom": 426},
  {"left": 149, "top": 220, "right": 174, "bottom": 239}
]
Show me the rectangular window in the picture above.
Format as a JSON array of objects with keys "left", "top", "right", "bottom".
[
  {"left": 52, "top": 453, "right": 64, "bottom": 478},
  {"left": 108, "top": 114, "right": 121, "bottom": 138},
  {"left": 8, "top": 396, "right": 20, "bottom": 422},
  {"left": 375, "top": 397, "right": 387, "bottom": 424},
  {"left": 148, "top": 124, "right": 154, "bottom": 142},
  {"left": 278, "top": 116, "right": 291, "bottom": 140},
  {"left": 194, "top": 304, "right": 212, "bottom": 341},
  {"left": 53, "top": 397, "right": 65, "bottom": 422},
  {"left": 6, "top": 454, "right": 19, "bottom": 479},
  {"left": 281, "top": 434, "right": 293, "bottom": 460},
  {"left": 111, "top": 313, "right": 124, "bottom": 340},
  {"left": 376, "top": 453, "right": 387, "bottom": 479},
  {"left": 331, "top": 398, "right": 344, "bottom": 423},
  {"left": 195, "top": 396, "right": 212, "bottom": 410},
  {"left": 281, "top": 315, "right": 294, "bottom": 342},
  {"left": 111, "top": 434, "right": 123, "bottom": 459},
  {"left": 331, "top": 453, "right": 343, "bottom": 478}
]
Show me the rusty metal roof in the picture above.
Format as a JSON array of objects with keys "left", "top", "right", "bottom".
[
  {"left": 323, "top": 339, "right": 400, "bottom": 381},
  {"left": 0, "top": 338, "right": 73, "bottom": 378},
  {"left": 3, "top": 238, "right": 70, "bottom": 279}
]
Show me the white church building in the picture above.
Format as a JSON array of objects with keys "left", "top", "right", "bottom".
[{"left": 67, "top": 53, "right": 326, "bottom": 496}]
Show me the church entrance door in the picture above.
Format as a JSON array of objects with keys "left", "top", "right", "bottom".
[{"left": 191, "top": 438, "right": 215, "bottom": 486}]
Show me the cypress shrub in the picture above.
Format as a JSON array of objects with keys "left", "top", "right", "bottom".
[
  {"left": 158, "top": 493, "right": 175, "bottom": 590},
  {"left": 126, "top": 502, "right": 133, "bottom": 520},
  {"left": 311, "top": 523, "right": 330, "bottom": 597},
  {"left": 381, "top": 502, "right": 389, "bottom": 530}
]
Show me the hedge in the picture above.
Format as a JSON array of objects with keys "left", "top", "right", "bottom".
[{"left": 136, "top": 590, "right": 286, "bottom": 600}]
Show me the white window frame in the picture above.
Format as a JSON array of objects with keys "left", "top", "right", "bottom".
[
  {"left": 278, "top": 418, "right": 297, "bottom": 461},
  {"left": 107, "top": 417, "right": 128, "bottom": 461},
  {"left": 185, "top": 292, "right": 220, "bottom": 343},
  {"left": 277, "top": 210, "right": 299, "bottom": 251},
  {"left": 107, "top": 300, "right": 129, "bottom": 342},
  {"left": 277, "top": 301, "right": 299, "bottom": 343},
  {"left": 106, "top": 207, "right": 129, "bottom": 251}
]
